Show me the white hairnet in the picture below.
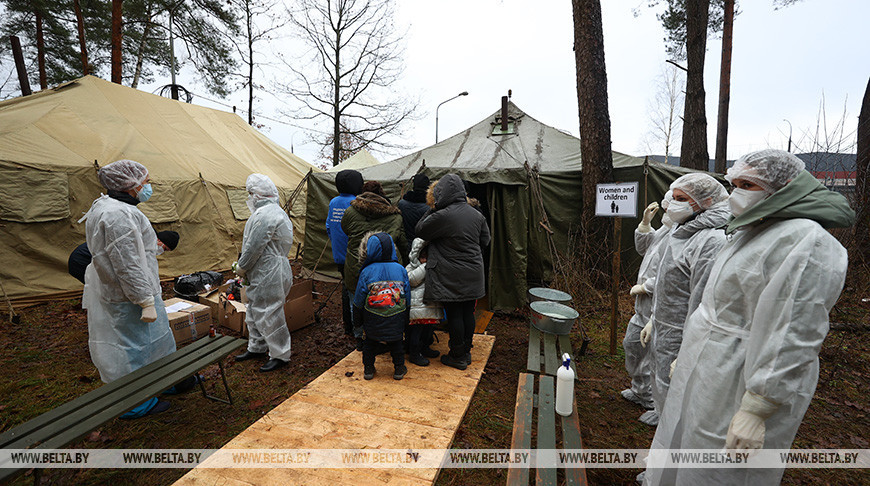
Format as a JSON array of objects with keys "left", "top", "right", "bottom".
[
  {"left": 661, "top": 190, "right": 673, "bottom": 210},
  {"left": 98, "top": 159, "right": 148, "bottom": 191},
  {"left": 670, "top": 173, "right": 728, "bottom": 210},
  {"left": 725, "top": 149, "right": 805, "bottom": 194},
  {"left": 246, "top": 173, "right": 279, "bottom": 202}
]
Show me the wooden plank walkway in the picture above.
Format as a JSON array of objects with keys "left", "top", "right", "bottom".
[{"left": 175, "top": 332, "right": 495, "bottom": 486}]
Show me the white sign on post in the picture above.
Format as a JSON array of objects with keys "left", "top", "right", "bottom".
[{"left": 595, "top": 182, "right": 638, "bottom": 218}]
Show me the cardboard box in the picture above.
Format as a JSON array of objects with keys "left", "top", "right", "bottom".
[
  {"left": 198, "top": 278, "right": 314, "bottom": 337},
  {"left": 164, "top": 297, "right": 212, "bottom": 345},
  {"left": 285, "top": 278, "right": 314, "bottom": 333}
]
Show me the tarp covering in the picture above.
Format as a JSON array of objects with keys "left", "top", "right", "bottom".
[
  {"left": 303, "top": 102, "right": 697, "bottom": 310},
  {"left": 0, "top": 75, "right": 320, "bottom": 300},
  {"left": 325, "top": 148, "right": 381, "bottom": 172}
]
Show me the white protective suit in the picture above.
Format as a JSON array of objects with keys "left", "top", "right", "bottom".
[
  {"left": 237, "top": 175, "right": 294, "bottom": 360},
  {"left": 644, "top": 218, "right": 848, "bottom": 485},
  {"left": 83, "top": 195, "right": 176, "bottom": 383},
  {"left": 647, "top": 200, "right": 730, "bottom": 416},
  {"left": 623, "top": 224, "right": 671, "bottom": 408},
  {"left": 405, "top": 238, "right": 443, "bottom": 321}
]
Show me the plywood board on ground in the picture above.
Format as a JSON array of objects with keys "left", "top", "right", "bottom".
[{"left": 174, "top": 331, "right": 495, "bottom": 486}]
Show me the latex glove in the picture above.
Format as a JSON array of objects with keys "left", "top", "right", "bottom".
[
  {"left": 141, "top": 305, "right": 157, "bottom": 323},
  {"left": 640, "top": 319, "right": 653, "bottom": 348},
  {"left": 669, "top": 359, "right": 677, "bottom": 378},
  {"left": 630, "top": 284, "right": 648, "bottom": 297},
  {"left": 232, "top": 261, "right": 246, "bottom": 279},
  {"left": 725, "top": 391, "right": 779, "bottom": 450},
  {"left": 637, "top": 202, "right": 659, "bottom": 233}
]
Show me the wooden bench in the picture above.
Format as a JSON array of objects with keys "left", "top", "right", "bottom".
[
  {"left": 0, "top": 334, "right": 245, "bottom": 484},
  {"left": 506, "top": 373, "right": 587, "bottom": 486},
  {"left": 527, "top": 326, "right": 579, "bottom": 379}
]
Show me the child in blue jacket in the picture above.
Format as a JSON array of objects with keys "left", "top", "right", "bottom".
[{"left": 353, "top": 232, "right": 411, "bottom": 380}]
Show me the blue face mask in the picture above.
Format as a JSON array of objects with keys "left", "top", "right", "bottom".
[{"left": 137, "top": 183, "right": 153, "bottom": 202}]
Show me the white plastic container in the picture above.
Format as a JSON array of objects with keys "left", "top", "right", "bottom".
[{"left": 555, "top": 352, "right": 575, "bottom": 416}]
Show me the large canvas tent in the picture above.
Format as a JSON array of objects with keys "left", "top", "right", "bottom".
[
  {"left": 325, "top": 148, "right": 380, "bottom": 172},
  {"left": 303, "top": 101, "right": 695, "bottom": 310},
  {"left": 0, "top": 75, "right": 319, "bottom": 301}
]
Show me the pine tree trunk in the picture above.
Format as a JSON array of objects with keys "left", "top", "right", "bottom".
[
  {"left": 73, "top": 0, "right": 89, "bottom": 76},
  {"left": 111, "top": 0, "right": 123, "bottom": 84},
  {"left": 714, "top": 0, "right": 734, "bottom": 174},
  {"left": 35, "top": 10, "right": 47, "bottom": 89},
  {"left": 246, "top": 0, "right": 254, "bottom": 126},
  {"left": 855, "top": 77, "right": 870, "bottom": 265},
  {"left": 680, "top": 0, "right": 710, "bottom": 171},
  {"left": 572, "top": 0, "right": 614, "bottom": 287}
]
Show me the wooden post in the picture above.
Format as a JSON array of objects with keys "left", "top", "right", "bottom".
[
  {"left": 9, "top": 36, "right": 31, "bottom": 96},
  {"left": 609, "top": 216, "right": 621, "bottom": 355}
]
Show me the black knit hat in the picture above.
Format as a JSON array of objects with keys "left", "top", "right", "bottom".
[
  {"left": 156, "top": 231, "right": 180, "bottom": 250},
  {"left": 412, "top": 173, "right": 430, "bottom": 192},
  {"left": 335, "top": 169, "right": 364, "bottom": 196}
]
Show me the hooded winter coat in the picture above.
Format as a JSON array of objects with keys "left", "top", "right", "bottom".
[
  {"left": 415, "top": 174, "right": 491, "bottom": 302},
  {"left": 326, "top": 170, "right": 363, "bottom": 264},
  {"left": 352, "top": 232, "right": 410, "bottom": 343},
  {"left": 405, "top": 238, "right": 444, "bottom": 321},
  {"left": 341, "top": 192, "right": 408, "bottom": 292}
]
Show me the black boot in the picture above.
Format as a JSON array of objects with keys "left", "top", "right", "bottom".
[
  {"left": 235, "top": 351, "right": 267, "bottom": 362},
  {"left": 393, "top": 365, "right": 407, "bottom": 380},
  {"left": 422, "top": 346, "right": 440, "bottom": 358},
  {"left": 259, "top": 358, "right": 288, "bottom": 372},
  {"left": 409, "top": 354, "right": 430, "bottom": 367},
  {"left": 364, "top": 365, "right": 376, "bottom": 380},
  {"left": 440, "top": 354, "right": 468, "bottom": 371}
]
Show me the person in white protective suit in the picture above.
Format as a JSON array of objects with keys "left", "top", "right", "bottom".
[
  {"left": 638, "top": 173, "right": 731, "bottom": 426},
  {"left": 621, "top": 191, "right": 674, "bottom": 410},
  {"left": 233, "top": 174, "right": 294, "bottom": 372},
  {"left": 642, "top": 150, "right": 854, "bottom": 486},
  {"left": 83, "top": 159, "right": 175, "bottom": 418}
]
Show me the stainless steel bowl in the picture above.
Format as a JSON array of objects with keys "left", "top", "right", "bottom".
[
  {"left": 527, "top": 287, "right": 572, "bottom": 304},
  {"left": 529, "top": 301, "right": 579, "bottom": 335}
]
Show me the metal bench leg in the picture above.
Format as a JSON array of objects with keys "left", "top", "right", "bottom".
[{"left": 199, "top": 361, "right": 233, "bottom": 405}]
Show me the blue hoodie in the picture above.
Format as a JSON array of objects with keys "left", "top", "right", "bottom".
[{"left": 352, "top": 232, "right": 410, "bottom": 342}]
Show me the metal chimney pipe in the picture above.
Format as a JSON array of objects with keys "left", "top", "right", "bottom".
[{"left": 501, "top": 96, "right": 508, "bottom": 132}]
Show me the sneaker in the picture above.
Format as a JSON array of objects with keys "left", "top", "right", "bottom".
[
  {"left": 440, "top": 354, "right": 468, "bottom": 371},
  {"left": 639, "top": 410, "right": 659, "bottom": 426},
  {"left": 409, "top": 354, "right": 430, "bottom": 367},
  {"left": 421, "top": 346, "right": 440, "bottom": 358},
  {"left": 393, "top": 365, "right": 407, "bottom": 380},
  {"left": 364, "top": 366, "right": 376, "bottom": 380},
  {"left": 621, "top": 388, "right": 653, "bottom": 409}
]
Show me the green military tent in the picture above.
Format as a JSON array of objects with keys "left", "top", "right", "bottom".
[
  {"left": 303, "top": 101, "right": 695, "bottom": 310},
  {"left": 0, "top": 75, "right": 319, "bottom": 302}
]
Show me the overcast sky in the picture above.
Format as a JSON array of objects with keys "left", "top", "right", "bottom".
[{"left": 145, "top": 0, "right": 870, "bottom": 167}]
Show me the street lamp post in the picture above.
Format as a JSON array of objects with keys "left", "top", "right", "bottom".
[{"left": 436, "top": 91, "right": 469, "bottom": 143}]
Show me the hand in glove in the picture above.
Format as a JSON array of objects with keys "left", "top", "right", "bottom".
[
  {"left": 669, "top": 359, "right": 677, "bottom": 378},
  {"left": 637, "top": 202, "right": 659, "bottom": 233},
  {"left": 141, "top": 305, "right": 158, "bottom": 323},
  {"left": 640, "top": 319, "right": 653, "bottom": 348},
  {"left": 232, "top": 261, "right": 246, "bottom": 279},
  {"left": 630, "top": 283, "right": 648, "bottom": 297},
  {"left": 725, "top": 391, "right": 779, "bottom": 450}
]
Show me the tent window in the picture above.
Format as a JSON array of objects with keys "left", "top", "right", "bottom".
[
  {"left": 0, "top": 168, "right": 70, "bottom": 223},
  {"left": 138, "top": 183, "right": 179, "bottom": 223},
  {"left": 491, "top": 121, "right": 516, "bottom": 135},
  {"left": 226, "top": 188, "right": 251, "bottom": 220}
]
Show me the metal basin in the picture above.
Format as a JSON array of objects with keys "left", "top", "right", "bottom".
[
  {"left": 527, "top": 287, "right": 572, "bottom": 304},
  {"left": 529, "top": 301, "right": 579, "bottom": 335}
]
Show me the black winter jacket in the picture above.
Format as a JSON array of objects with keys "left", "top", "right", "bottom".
[
  {"left": 398, "top": 190, "right": 429, "bottom": 245},
  {"left": 415, "top": 174, "right": 491, "bottom": 302}
]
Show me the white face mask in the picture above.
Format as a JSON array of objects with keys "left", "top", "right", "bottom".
[
  {"left": 246, "top": 195, "right": 256, "bottom": 214},
  {"left": 661, "top": 212, "right": 675, "bottom": 228},
  {"left": 666, "top": 201, "right": 695, "bottom": 224},
  {"left": 729, "top": 188, "right": 768, "bottom": 217}
]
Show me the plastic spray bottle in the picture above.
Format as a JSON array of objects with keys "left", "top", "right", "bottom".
[{"left": 555, "top": 352, "right": 575, "bottom": 416}]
